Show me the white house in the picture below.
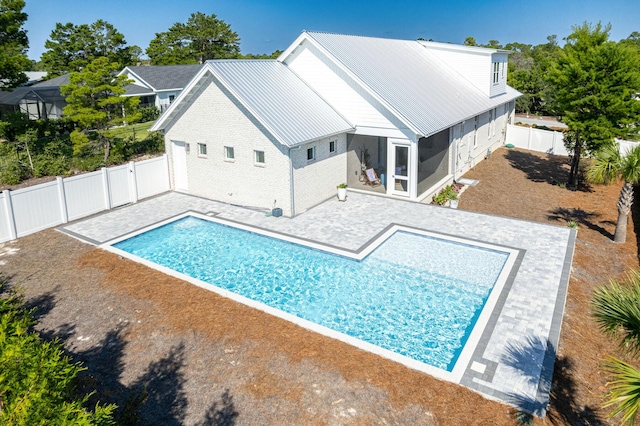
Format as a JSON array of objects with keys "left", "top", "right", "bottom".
[
  {"left": 119, "top": 65, "right": 202, "bottom": 112},
  {"left": 151, "top": 31, "right": 521, "bottom": 217}
]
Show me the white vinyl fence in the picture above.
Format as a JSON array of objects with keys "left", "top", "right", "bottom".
[
  {"left": 505, "top": 124, "right": 569, "bottom": 156},
  {"left": 0, "top": 154, "right": 170, "bottom": 243},
  {"left": 505, "top": 124, "right": 640, "bottom": 157}
]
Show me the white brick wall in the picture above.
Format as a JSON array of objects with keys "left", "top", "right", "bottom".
[
  {"left": 291, "top": 134, "right": 348, "bottom": 214},
  {"left": 162, "top": 74, "right": 350, "bottom": 217},
  {"left": 164, "top": 77, "right": 293, "bottom": 216}
]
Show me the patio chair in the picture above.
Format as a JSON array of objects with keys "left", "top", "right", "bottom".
[{"left": 364, "top": 168, "right": 381, "bottom": 187}]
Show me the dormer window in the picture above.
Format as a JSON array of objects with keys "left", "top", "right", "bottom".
[{"left": 492, "top": 62, "right": 500, "bottom": 84}]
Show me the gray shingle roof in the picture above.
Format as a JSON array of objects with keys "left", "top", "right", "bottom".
[
  {"left": 32, "top": 73, "right": 70, "bottom": 87},
  {"left": 124, "top": 65, "right": 202, "bottom": 91},
  {"left": 303, "top": 32, "right": 520, "bottom": 137},
  {"left": 123, "top": 84, "right": 154, "bottom": 96}
]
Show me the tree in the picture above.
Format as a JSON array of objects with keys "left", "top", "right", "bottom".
[
  {"left": 61, "top": 57, "right": 141, "bottom": 163},
  {"left": 592, "top": 270, "right": 640, "bottom": 424},
  {"left": 463, "top": 36, "right": 477, "bottom": 46},
  {"left": 588, "top": 144, "right": 640, "bottom": 243},
  {"left": 0, "top": 281, "right": 116, "bottom": 424},
  {"left": 483, "top": 39, "right": 502, "bottom": 49},
  {"left": 547, "top": 22, "right": 640, "bottom": 186},
  {"left": 506, "top": 35, "right": 563, "bottom": 115},
  {"left": 146, "top": 12, "right": 240, "bottom": 65},
  {"left": 42, "top": 20, "right": 135, "bottom": 77},
  {"left": 240, "top": 49, "right": 283, "bottom": 60},
  {"left": 0, "top": 0, "right": 30, "bottom": 89}
]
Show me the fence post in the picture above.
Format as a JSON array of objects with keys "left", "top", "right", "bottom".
[
  {"left": 101, "top": 167, "right": 111, "bottom": 210},
  {"left": 129, "top": 161, "right": 139, "bottom": 203},
  {"left": 56, "top": 177, "right": 69, "bottom": 223},
  {"left": 162, "top": 153, "right": 170, "bottom": 191},
  {"left": 2, "top": 190, "right": 17, "bottom": 240}
]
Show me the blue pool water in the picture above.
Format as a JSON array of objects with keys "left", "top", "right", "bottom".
[{"left": 114, "top": 216, "right": 509, "bottom": 371}]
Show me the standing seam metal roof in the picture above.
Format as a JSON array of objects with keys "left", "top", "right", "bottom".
[
  {"left": 205, "top": 60, "right": 354, "bottom": 147},
  {"left": 304, "top": 32, "right": 520, "bottom": 137}
]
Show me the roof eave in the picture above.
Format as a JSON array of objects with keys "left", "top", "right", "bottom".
[
  {"left": 120, "top": 68, "right": 156, "bottom": 91},
  {"left": 288, "top": 127, "right": 355, "bottom": 148}
]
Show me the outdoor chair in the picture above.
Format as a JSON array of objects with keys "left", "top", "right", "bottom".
[{"left": 364, "top": 168, "right": 381, "bottom": 187}]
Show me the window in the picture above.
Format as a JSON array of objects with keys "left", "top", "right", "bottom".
[
  {"left": 169, "top": 94, "right": 175, "bottom": 104},
  {"left": 329, "top": 140, "right": 336, "bottom": 153},
  {"left": 307, "top": 147, "right": 315, "bottom": 161},
  {"left": 224, "top": 146, "right": 235, "bottom": 161},
  {"left": 197, "top": 143, "right": 207, "bottom": 156},
  {"left": 488, "top": 110, "right": 494, "bottom": 138},
  {"left": 254, "top": 150, "right": 265, "bottom": 165},
  {"left": 492, "top": 62, "right": 500, "bottom": 84}
]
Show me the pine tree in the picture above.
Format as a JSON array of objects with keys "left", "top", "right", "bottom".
[{"left": 547, "top": 22, "right": 640, "bottom": 187}]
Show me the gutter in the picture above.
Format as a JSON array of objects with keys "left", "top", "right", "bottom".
[{"left": 288, "top": 145, "right": 301, "bottom": 217}]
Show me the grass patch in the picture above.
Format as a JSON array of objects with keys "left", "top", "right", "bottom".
[{"left": 110, "top": 121, "right": 155, "bottom": 142}]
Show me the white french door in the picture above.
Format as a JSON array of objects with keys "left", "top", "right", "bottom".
[{"left": 390, "top": 143, "right": 410, "bottom": 196}]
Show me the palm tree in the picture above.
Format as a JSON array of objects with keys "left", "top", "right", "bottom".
[
  {"left": 592, "top": 270, "right": 640, "bottom": 425},
  {"left": 588, "top": 144, "right": 640, "bottom": 243}
]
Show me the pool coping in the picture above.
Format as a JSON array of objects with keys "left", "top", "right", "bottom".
[{"left": 101, "top": 211, "right": 525, "bottom": 389}]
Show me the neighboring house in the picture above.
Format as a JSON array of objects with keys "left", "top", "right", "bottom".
[
  {"left": 0, "top": 74, "right": 68, "bottom": 120},
  {"left": 151, "top": 31, "right": 521, "bottom": 217},
  {"left": 119, "top": 65, "right": 203, "bottom": 113}
]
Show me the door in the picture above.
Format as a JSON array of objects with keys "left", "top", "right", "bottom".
[
  {"left": 171, "top": 141, "right": 188, "bottom": 191},
  {"left": 390, "top": 144, "right": 410, "bottom": 196}
]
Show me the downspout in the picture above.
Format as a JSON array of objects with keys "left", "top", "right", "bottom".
[{"left": 289, "top": 145, "right": 301, "bottom": 218}]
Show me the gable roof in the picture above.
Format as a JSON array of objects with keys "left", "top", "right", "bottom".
[
  {"left": 152, "top": 61, "right": 353, "bottom": 147},
  {"left": 121, "top": 65, "right": 202, "bottom": 94},
  {"left": 282, "top": 31, "right": 520, "bottom": 137}
]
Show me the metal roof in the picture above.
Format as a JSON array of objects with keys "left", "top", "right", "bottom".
[
  {"left": 303, "top": 32, "right": 521, "bottom": 137},
  {"left": 157, "top": 60, "right": 353, "bottom": 147}
]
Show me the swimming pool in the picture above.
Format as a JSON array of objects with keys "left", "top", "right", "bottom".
[{"left": 108, "top": 213, "right": 519, "bottom": 377}]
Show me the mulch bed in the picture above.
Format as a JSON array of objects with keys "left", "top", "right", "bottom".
[{"left": 2, "top": 147, "right": 636, "bottom": 425}]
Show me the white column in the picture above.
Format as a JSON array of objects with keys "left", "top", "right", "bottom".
[{"left": 129, "top": 161, "right": 139, "bottom": 203}]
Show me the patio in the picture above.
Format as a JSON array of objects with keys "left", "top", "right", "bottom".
[{"left": 61, "top": 187, "right": 574, "bottom": 416}]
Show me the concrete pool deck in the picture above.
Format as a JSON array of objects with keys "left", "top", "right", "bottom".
[{"left": 60, "top": 190, "right": 575, "bottom": 416}]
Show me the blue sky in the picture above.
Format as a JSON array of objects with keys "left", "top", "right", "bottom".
[{"left": 24, "top": 0, "right": 639, "bottom": 60}]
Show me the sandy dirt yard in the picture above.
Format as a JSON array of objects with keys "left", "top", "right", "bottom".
[{"left": 2, "top": 147, "right": 637, "bottom": 425}]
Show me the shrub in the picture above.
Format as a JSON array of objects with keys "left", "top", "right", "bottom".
[
  {"left": 131, "top": 131, "right": 164, "bottom": 156},
  {"left": 138, "top": 106, "right": 160, "bottom": 123},
  {"left": 70, "top": 155, "right": 105, "bottom": 172},
  {"left": 432, "top": 184, "right": 460, "bottom": 206},
  {"left": 0, "top": 281, "right": 116, "bottom": 424},
  {"left": 32, "top": 154, "right": 70, "bottom": 177},
  {"left": 0, "top": 154, "right": 30, "bottom": 185}
]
